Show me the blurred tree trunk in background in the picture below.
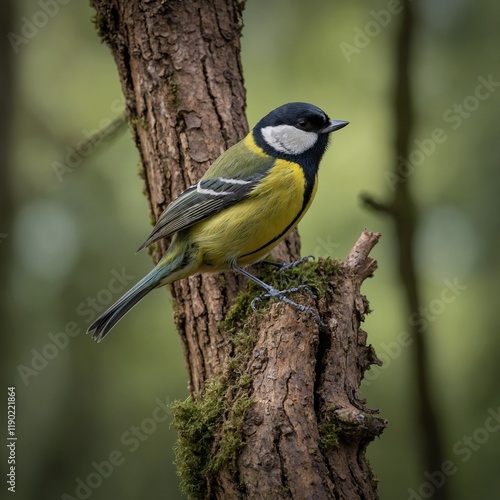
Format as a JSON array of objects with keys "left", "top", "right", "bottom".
[
  {"left": 363, "top": 2, "right": 449, "bottom": 499},
  {"left": 91, "top": 1, "right": 386, "bottom": 497},
  {"left": 0, "top": 1, "right": 15, "bottom": 373},
  {"left": 391, "top": 6, "right": 449, "bottom": 498}
]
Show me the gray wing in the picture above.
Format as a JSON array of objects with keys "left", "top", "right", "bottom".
[{"left": 137, "top": 174, "right": 265, "bottom": 251}]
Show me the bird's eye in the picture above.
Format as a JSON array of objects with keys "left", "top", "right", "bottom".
[{"left": 297, "top": 118, "right": 308, "bottom": 129}]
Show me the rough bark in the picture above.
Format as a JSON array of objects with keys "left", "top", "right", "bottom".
[
  {"left": 91, "top": 0, "right": 299, "bottom": 396},
  {"left": 91, "top": 1, "right": 386, "bottom": 498},
  {"left": 227, "top": 231, "right": 387, "bottom": 499}
]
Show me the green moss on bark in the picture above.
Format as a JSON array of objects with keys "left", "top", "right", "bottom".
[{"left": 171, "top": 257, "right": 341, "bottom": 497}]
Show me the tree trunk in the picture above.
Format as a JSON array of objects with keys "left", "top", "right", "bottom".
[{"left": 90, "top": 1, "right": 386, "bottom": 498}]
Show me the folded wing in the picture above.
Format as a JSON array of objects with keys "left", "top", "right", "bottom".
[{"left": 138, "top": 173, "right": 267, "bottom": 251}]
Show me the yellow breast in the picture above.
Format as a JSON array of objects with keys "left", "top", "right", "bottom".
[{"left": 189, "top": 158, "right": 317, "bottom": 270}]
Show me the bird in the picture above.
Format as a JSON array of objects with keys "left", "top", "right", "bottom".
[{"left": 87, "top": 102, "right": 348, "bottom": 341}]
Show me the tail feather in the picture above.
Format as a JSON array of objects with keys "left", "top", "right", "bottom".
[
  {"left": 87, "top": 265, "right": 169, "bottom": 342},
  {"left": 87, "top": 237, "right": 195, "bottom": 342}
]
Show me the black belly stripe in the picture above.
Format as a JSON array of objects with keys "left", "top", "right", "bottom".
[
  {"left": 240, "top": 207, "right": 307, "bottom": 258},
  {"left": 242, "top": 130, "right": 327, "bottom": 259},
  {"left": 241, "top": 172, "right": 317, "bottom": 259}
]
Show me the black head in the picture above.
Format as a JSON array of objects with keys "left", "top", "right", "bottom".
[{"left": 253, "top": 102, "right": 348, "bottom": 163}]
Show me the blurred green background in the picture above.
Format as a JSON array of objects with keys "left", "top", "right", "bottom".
[{"left": 2, "top": 1, "right": 499, "bottom": 499}]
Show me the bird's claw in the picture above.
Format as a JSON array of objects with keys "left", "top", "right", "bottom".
[
  {"left": 250, "top": 284, "right": 326, "bottom": 327},
  {"left": 251, "top": 295, "right": 264, "bottom": 310},
  {"left": 277, "top": 254, "right": 315, "bottom": 273}
]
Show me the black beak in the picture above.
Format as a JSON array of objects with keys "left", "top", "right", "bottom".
[{"left": 320, "top": 119, "right": 349, "bottom": 134}]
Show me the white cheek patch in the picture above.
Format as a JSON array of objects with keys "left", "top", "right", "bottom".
[{"left": 261, "top": 125, "right": 318, "bottom": 155}]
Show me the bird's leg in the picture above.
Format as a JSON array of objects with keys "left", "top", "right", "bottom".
[{"left": 231, "top": 261, "right": 325, "bottom": 327}]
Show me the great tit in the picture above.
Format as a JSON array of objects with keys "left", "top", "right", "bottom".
[{"left": 88, "top": 102, "right": 348, "bottom": 341}]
